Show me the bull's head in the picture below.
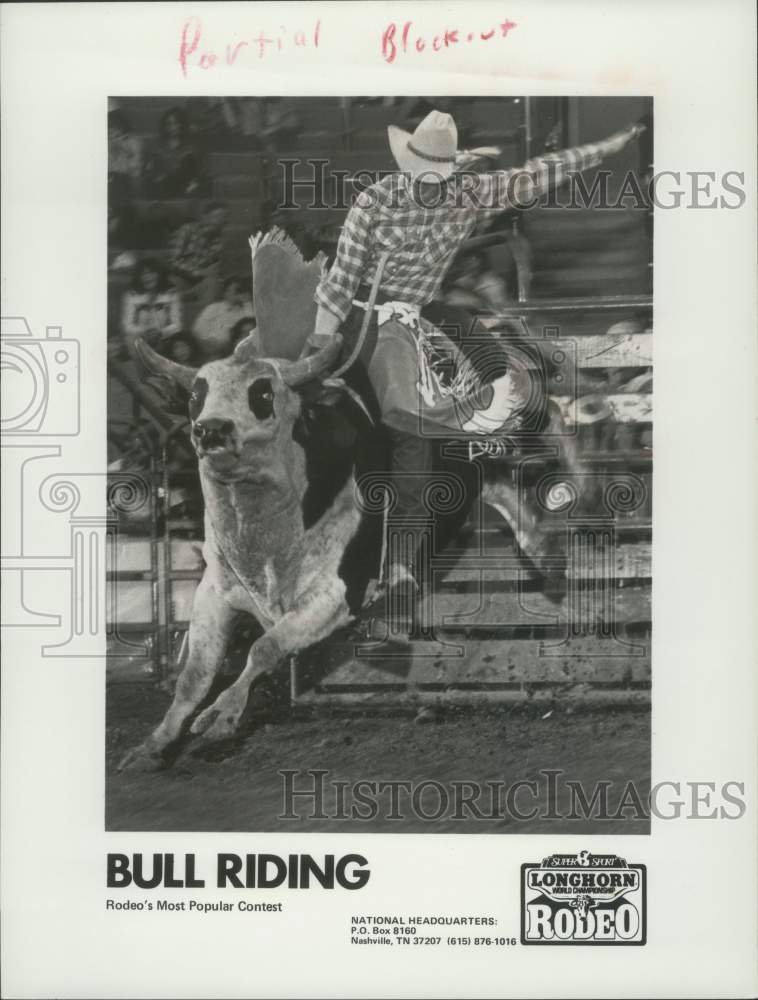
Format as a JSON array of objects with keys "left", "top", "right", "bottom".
[
  {"left": 135, "top": 334, "right": 341, "bottom": 476},
  {"left": 135, "top": 227, "right": 341, "bottom": 481}
]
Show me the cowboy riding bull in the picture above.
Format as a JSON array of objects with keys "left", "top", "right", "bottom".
[{"left": 118, "top": 228, "right": 579, "bottom": 772}]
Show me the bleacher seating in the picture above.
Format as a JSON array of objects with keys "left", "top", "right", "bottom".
[
  {"left": 109, "top": 96, "right": 652, "bottom": 339},
  {"left": 523, "top": 207, "right": 651, "bottom": 299}
]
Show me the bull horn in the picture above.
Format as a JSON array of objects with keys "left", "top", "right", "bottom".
[
  {"left": 282, "top": 334, "right": 342, "bottom": 387},
  {"left": 232, "top": 333, "right": 260, "bottom": 364},
  {"left": 134, "top": 338, "right": 198, "bottom": 391}
]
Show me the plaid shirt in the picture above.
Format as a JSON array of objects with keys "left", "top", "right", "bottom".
[{"left": 315, "top": 140, "right": 606, "bottom": 321}]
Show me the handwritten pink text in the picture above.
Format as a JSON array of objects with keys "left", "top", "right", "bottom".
[
  {"left": 178, "top": 17, "right": 321, "bottom": 77},
  {"left": 381, "top": 18, "right": 517, "bottom": 63}
]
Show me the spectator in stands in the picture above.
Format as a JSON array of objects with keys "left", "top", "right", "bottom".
[
  {"left": 195, "top": 97, "right": 240, "bottom": 150},
  {"left": 192, "top": 275, "right": 255, "bottom": 360},
  {"left": 162, "top": 332, "right": 200, "bottom": 366},
  {"left": 108, "top": 109, "right": 143, "bottom": 203},
  {"left": 167, "top": 201, "right": 228, "bottom": 307},
  {"left": 121, "top": 258, "right": 183, "bottom": 359},
  {"left": 144, "top": 106, "right": 205, "bottom": 198},
  {"left": 236, "top": 98, "right": 301, "bottom": 152},
  {"left": 108, "top": 202, "right": 138, "bottom": 268}
]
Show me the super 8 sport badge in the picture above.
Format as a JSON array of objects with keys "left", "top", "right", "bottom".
[{"left": 521, "top": 851, "right": 646, "bottom": 945}]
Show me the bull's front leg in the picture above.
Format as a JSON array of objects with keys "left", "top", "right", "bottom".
[
  {"left": 190, "top": 581, "right": 351, "bottom": 745},
  {"left": 118, "top": 576, "right": 237, "bottom": 772}
]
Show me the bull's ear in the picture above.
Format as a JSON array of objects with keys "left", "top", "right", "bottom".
[
  {"left": 251, "top": 228, "right": 327, "bottom": 360},
  {"left": 134, "top": 338, "right": 198, "bottom": 392}
]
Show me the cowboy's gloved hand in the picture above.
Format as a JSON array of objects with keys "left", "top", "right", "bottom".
[
  {"left": 455, "top": 146, "right": 501, "bottom": 169},
  {"left": 604, "top": 122, "right": 646, "bottom": 156},
  {"left": 308, "top": 303, "right": 341, "bottom": 352}
]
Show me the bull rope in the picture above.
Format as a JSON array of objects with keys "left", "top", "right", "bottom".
[{"left": 331, "top": 249, "right": 393, "bottom": 379}]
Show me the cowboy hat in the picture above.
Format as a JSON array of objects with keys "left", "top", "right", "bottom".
[{"left": 387, "top": 110, "right": 458, "bottom": 184}]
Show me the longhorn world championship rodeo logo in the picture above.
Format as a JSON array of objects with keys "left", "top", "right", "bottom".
[{"left": 521, "top": 851, "right": 646, "bottom": 945}]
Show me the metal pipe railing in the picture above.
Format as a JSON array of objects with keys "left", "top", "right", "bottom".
[{"left": 491, "top": 294, "right": 652, "bottom": 316}]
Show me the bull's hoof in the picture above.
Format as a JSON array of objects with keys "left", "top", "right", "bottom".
[
  {"left": 191, "top": 710, "right": 240, "bottom": 744},
  {"left": 190, "top": 689, "right": 246, "bottom": 740},
  {"left": 189, "top": 705, "right": 220, "bottom": 736},
  {"left": 118, "top": 743, "right": 166, "bottom": 773},
  {"left": 189, "top": 734, "right": 241, "bottom": 762}
]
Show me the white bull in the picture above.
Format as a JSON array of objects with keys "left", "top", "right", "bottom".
[{"left": 119, "top": 231, "right": 571, "bottom": 771}]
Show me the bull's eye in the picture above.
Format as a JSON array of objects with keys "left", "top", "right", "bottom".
[
  {"left": 248, "top": 377, "right": 275, "bottom": 420},
  {"left": 188, "top": 377, "right": 208, "bottom": 421}
]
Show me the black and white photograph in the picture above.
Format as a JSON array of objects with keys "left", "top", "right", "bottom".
[{"left": 105, "top": 94, "right": 654, "bottom": 832}]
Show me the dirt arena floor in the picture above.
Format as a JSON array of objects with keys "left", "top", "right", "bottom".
[{"left": 106, "top": 683, "right": 650, "bottom": 834}]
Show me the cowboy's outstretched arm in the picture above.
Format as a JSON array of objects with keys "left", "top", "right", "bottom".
[{"left": 481, "top": 122, "right": 645, "bottom": 214}]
